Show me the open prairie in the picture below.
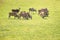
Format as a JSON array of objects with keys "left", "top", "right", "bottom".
[{"left": 0, "top": 0, "right": 60, "bottom": 40}]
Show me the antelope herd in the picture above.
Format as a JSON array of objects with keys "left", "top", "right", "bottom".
[{"left": 8, "top": 8, "right": 49, "bottom": 19}]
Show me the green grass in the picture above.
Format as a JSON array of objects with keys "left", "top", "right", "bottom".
[{"left": 0, "top": 0, "right": 60, "bottom": 40}]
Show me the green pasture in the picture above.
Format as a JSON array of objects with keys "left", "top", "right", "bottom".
[{"left": 0, "top": 0, "right": 60, "bottom": 40}]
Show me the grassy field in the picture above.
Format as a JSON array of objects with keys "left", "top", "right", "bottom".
[{"left": 0, "top": 0, "right": 60, "bottom": 40}]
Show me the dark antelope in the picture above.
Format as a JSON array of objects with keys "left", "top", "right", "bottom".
[{"left": 38, "top": 8, "right": 49, "bottom": 18}]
